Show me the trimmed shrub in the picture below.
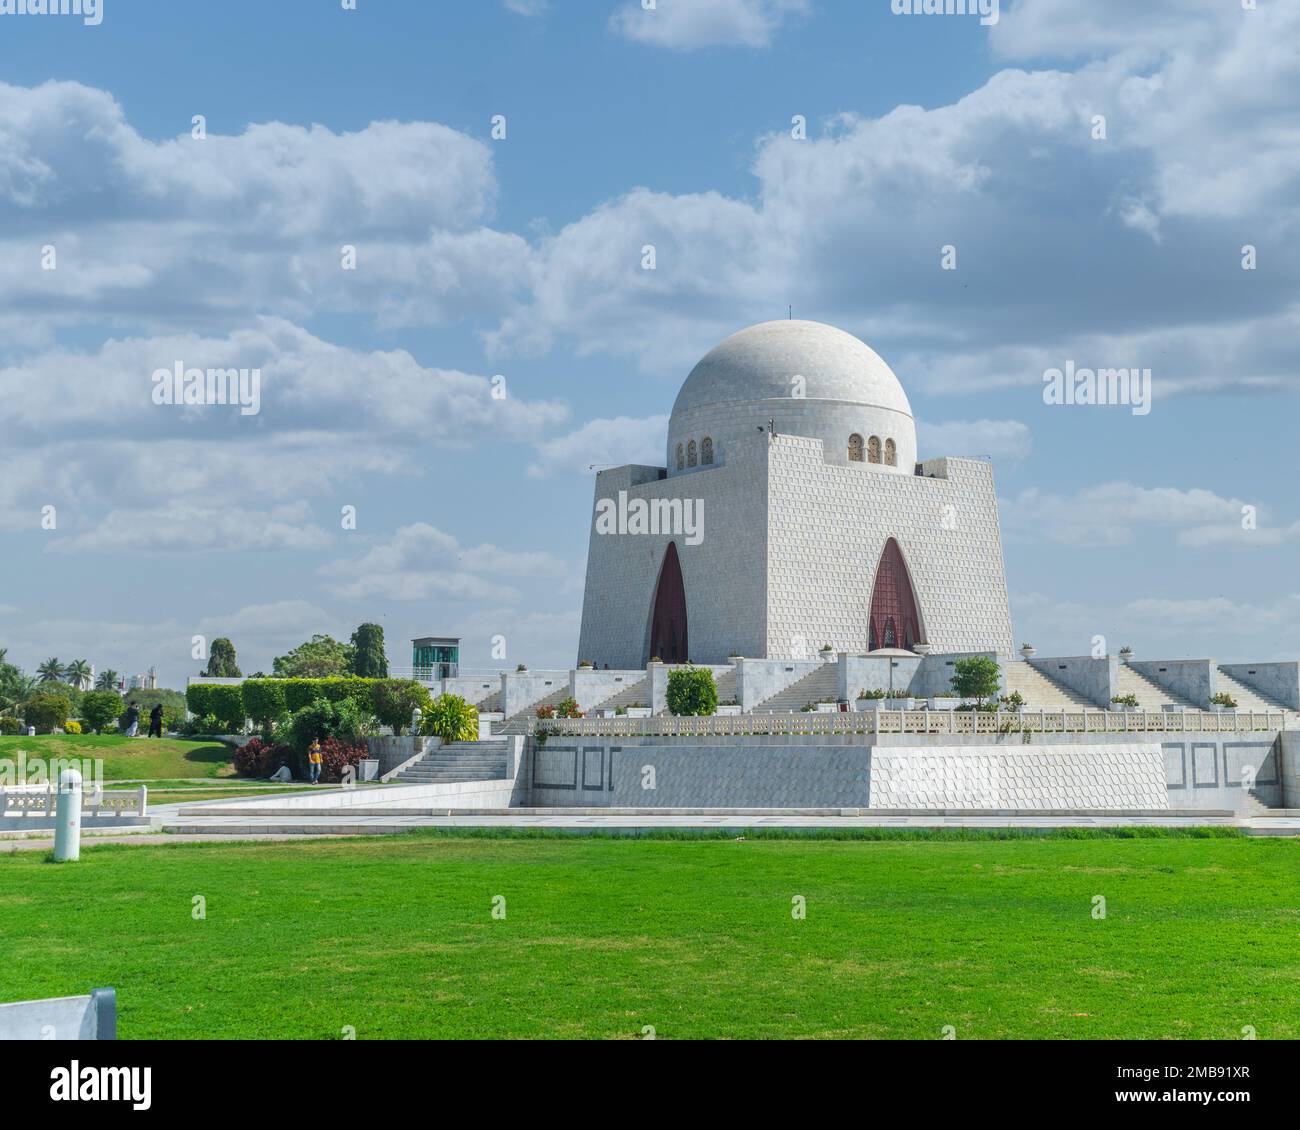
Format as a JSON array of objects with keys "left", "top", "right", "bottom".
[
  {"left": 0, "top": 714, "right": 22, "bottom": 735},
  {"left": 950, "top": 656, "right": 1001, "bottom": 705},
  {"left": 666, "top": 666, "right": 718, "bottom": 716},
  {"left": 23, "top": 691, "right": 72, "bottom": 734},
  {"left": 185, "top": 683, "right": 216, "bottom": 719},
  {"left": 206, "top": 685, "right": 247, "bottom": 733},
  {"left": 62, "top": 719, "right": 82, "bottom": 734},
  {"left": 241, "top": 680, "right": 287, "bottom": 729},
  {"left": 80, "top": 690, "right": 125, "bottom": 734}
]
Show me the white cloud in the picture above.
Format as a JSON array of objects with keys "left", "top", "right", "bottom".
[
  {"left": 46, "top": 502, "right": 330, "bottom": 556},
  {"left": 504, "top": 0, "right": 549, "bottom": 14},
  {"left": 917, "top": 418, "right": 1032, "bottom": 465},
  {"left": 319, "top": 523, "right": 571, "bottom": 604},
  {"left": 0, "top": 321, "right": 568, "bottom": 535},
  {"left": 529, "top": 414, "right": 669, "bottom": 478},
  {"left": 610, "top": 0, "right": 809, "bottom": 50},
  {"left": 1000, "top": 482, "right": 1276, "bottom": 548}
]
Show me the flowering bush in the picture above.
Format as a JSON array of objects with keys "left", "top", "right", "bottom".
[
  {"left": 62, "top": 720, "right": 82, "bottom": 734},
  {"left": 233, "top": 737, "right": 294, "bottom": 779},
  {"left": 317, "top": 737, "right": 368, "bottom": 783},
  {"left": 536, "top": 703, "right": 556, "bottom": 719},
  {"left": 555, "top": 697, "right": 583, "bottom": 719}
]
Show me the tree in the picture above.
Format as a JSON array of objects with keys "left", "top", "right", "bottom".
[
  {"left": 80, "top": 690, "right": 125, "bottom": 734},
  {"left": 23, "top": 691, "right": 71, "bottom": 733},
  {"left": 950, "top": 656, "right": 1001, "bottom": 705},
  {"left": 348, "top": 623, "right": 388, "bottom": 678},
  {"left": 422, "top": 694, "right": 478, "bottom": 743},
  {"left": 371, "top": 679, "right": 431, "bottom": 735},
  {"left": 64, "top": 659, "right": 93, "bottom": 691},
  {"left": 203, "top": 638, "right": 242, "bottom": 678},
  {"left": 37, "top": 657, "right": 64, "bottom": 683},
  {"left": 272, "top": 634, "right": 350, "bottom": 678},
  {"left": 666, "top": 666, "right": 718, "bottom": 716},
  {"left": 95, "top": 669, "right": 120, "bottom": 691}
]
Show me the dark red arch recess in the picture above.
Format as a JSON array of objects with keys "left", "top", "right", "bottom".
[
  {"left": 868, "top": 538, "right": 921, "bottom": 652},
  {"left": 648, "top": 542, "right": 688, "bottom": 664}
]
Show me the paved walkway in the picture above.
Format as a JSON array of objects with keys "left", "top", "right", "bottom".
[{"left": 155, "top": 810, "right": 1300, "bottom": 836}]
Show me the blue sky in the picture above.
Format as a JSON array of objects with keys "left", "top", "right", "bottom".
[{"left": 1, "top": 0, "right": 1298, "bottom": 686}]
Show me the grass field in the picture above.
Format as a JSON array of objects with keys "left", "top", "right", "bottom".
[
  {"left": 1, "top": 830, "right": 1297, "bottom": 1040},
  {"left": 0, "top": 734, "right": 235, "bottom": 781}
]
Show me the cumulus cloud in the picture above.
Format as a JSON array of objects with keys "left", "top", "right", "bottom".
[
  {"left": 319, "top": 523, "right": 572, "bottom": 603},
  {"left": 0, "top": 80, "right": 525, "bottom": 338},
  {"left": 610, "top": 0, "right": 809, "bottom": 50},
  {"left": 528, "top": 414, "right": 669, "bottom": 478},
  {"left": 0, "top": 320, "right": 568, "bottom": 535},
  {"left": 917, "top": 418, "right": 1032, "bottom": 465},
  {"left": 999, "top": 482, "right": 1281, "bottom": 548},
  {"left": 46, "top": 502, "right": 331, "bottom": 556}
]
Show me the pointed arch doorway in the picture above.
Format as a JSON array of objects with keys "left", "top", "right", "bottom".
[
  {"left": 867, "top": 538, "right": 922, "bottom": 652},
  {"left": 647, "top": 541, "right": 688, "bottom": 663}
]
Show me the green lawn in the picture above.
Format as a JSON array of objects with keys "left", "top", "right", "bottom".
[
  {"left": 0, "top": 734, "right": 234, "bottom": 781},
  {"left": 1, "top": 831, "right": 1297, "bottom": 1039}
]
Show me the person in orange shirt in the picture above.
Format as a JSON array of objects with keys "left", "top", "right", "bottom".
[{"left": 308, "top": 739, "right": 323, "bottom": 784}]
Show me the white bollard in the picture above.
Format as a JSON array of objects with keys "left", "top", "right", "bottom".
[{"left": 54, "top": 768, "right": 81, "bottom": 863}]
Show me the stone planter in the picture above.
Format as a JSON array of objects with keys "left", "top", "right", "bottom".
[
  {"left": 1208, "top": 705, "right": 1236, "bottom": 714},
  {"left": 357, "top": 758, "right": 380, "bottom": 783},
  {"left": 913, "top": 642, "right": 932, "bottom": 656},
  {"left": 1020, "top": 645, "right": 1035, "bottom": 659},
  {"left": 885, "top": 697, "right": 916, "bottom": 710},
  {"left": 1108, "top": 705, "right": 1138, "bottom": 713},
  {"left": 815, "top": 702, "right": 838, "bottom": 713},
  {"left": 626, "top": 707, "right": 651, "bottom": 719},
  {"left": 854, "top": 699, "right": 880, "bottom": 712},
  {"left": 716, "top": 704, "right": 742, "bottom": 716},
  {"left": 928, "top": 696, "right": 962, "bottom": 711}
]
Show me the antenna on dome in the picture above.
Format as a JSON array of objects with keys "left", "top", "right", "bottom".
[{"left": 788, "top": 305, "right": 792, "bottom": 320}]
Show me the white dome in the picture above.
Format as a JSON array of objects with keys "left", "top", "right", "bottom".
[{"left": 667, "top": 320, "right": 916, "bottom": 476}]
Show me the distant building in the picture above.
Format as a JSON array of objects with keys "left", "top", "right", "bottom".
[
  {"left": 411, "top": 637, "right": 459, "bottom": 680},
  {"left": 127, "top": 668, "right": 158, "bottom": 691}
]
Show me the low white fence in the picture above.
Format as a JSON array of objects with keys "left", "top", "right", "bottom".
[
  {"left": 528, "top": 709, "right": 1287, "bottom": 739},
  {"left": 0, "top": 784, "right": 148, "bottom": 817}
]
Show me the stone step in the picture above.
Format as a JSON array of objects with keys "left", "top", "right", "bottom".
[
  {"left": 1112, "top": 666, "right": 1197, "bottom": 710},
  {"left": 1213, "top": 670, "right": 1287, "bottom": 714},
  {"left": 1003, "top": 663, "right": 1095, "bottom": 708},
  {"left": 754, "top": 663, "right": 840, "bottom": 712}
]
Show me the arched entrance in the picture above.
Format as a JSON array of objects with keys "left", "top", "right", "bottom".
[
  {"left": 648, "top": 542, "right": 688, "bottom": 663},
  {"left": 868, "top": 538, "right": 922, "bottom": 651}
]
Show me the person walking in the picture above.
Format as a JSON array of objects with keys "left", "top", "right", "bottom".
[
  {"left": 122, "top": 701, "right": 140, "bottom": 738},
  {"left": 148, "top": 703, "right": 164, "bottom": 738},
  {"left": 308, "top": 738, "right": 323, "bottom": 784}
]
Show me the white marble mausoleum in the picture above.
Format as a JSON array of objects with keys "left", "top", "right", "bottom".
[{"left": 577, "top": 319, "right": 1015, "bottom": 667}]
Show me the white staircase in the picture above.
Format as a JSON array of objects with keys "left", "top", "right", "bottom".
[
  {"left": 1112, "top": 666, "right": 1197, "bottom": 710},
  {"left": 590, "top": 676, "right": 650, "bottom": 714},
  {"left": 752, "top": 663, "right": 840, "bottom": 713},
  {"left": 1213, "top": 670, "right": 1288, "bottom": 714},
  {"left": 394, "top": 739, "right": 508, "bottom": 784},
  {"left": 1003, "top": 663, "right": 1096, "bottom": 708}
]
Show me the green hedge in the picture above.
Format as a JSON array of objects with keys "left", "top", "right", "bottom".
[{"left": 186, "top": 677, "right": 428, "bottom": 732}]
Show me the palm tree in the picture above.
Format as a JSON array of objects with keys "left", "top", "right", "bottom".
[
  {"left": 0, "top": 673, "right": 39, "bottom": 712},
  {"left": 64, "top": 659, "right": 93, "bottom": 691},
  {"left": 37, "top": 657, "right": 64, "bottom": 683},
  {"left": 95, "top": 669, "right": 120, "bottom": 691}
]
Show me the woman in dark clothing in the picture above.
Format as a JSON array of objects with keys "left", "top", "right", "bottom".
[{"left": 148, "top": 703, "right": 164, "bottom": 738}]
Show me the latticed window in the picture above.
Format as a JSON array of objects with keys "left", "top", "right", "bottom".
[
  {"left": 848, "top": 433, "right": 864, "bottom": 462},
  {"left": 868, "top": 435, "right": 881, "bottom": 463},
  {"left": 676, "top": 443, "right": 684, "bottom": 471},
  {"left": 884, "top": 438, "right": 896, "bottom": 466},
  {"left": 687, "top": 440, "right": 698, "bottom": 467},
  {"left": 701, "top": 437, "right": 714, "bottom": 464}
]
